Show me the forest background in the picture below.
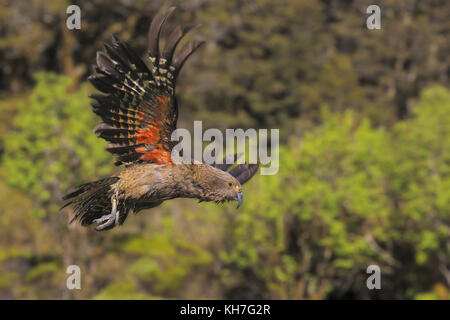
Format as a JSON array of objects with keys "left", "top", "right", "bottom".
[{"left": 0, "top": 0, "right": 448, "bottom": 299}]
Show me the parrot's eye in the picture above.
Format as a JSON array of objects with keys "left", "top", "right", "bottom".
[{"left": 228, "top": 182, "right": 233, "bottom": 187}]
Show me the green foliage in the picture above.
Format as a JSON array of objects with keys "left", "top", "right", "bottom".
[
  {"left": 25, "top": 261, "right": 60, "bottom": 282},
  {"left": 188, "top": 0, "right": 330, "bottom": 134},
  {"left": 122, "top": 234, "right": 213, "bottom": 293},
  {"left": 2, "top": 72, "right": 113, "bottom": 215},
  {"left": 1, "top": 79, "right": 448, "bottom": 299},
  {"left": 390, "top": 86, "right": 450, "bottom": 265},
  {"left": 94, "top": 282, "right": 156, "bottom": 300},
  {"left": 2, "top": 0, "right": 448, "bottom": 138},
  {"left": 211, "top": 86, "right": 450, "bottom": 299}
]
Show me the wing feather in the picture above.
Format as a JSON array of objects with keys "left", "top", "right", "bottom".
[{"left": 89, "top": 7, "right": 203, "bottom": 166}]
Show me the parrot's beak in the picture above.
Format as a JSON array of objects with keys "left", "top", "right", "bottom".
[{"left": 236, "top": 192, "right": 243, "bottom": 208}]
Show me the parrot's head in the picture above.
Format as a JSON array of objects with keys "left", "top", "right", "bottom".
[{"left": 193, "top": 164, "right": 243, "bottom": 208}]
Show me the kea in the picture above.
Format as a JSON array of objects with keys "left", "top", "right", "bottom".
[{"left": 61, "top": 7, "right": 259, "bottom": 231}]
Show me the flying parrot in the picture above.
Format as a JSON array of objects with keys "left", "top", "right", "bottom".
[{"left": 61, "top": 7, "right": 259, "bottom": 231}]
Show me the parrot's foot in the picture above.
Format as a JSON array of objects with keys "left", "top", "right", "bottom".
[
  {"left": 93, "top": 213, "right": 116, "bottom": 231},
  {"left": 94, "top": 195, "right": 119, "bottom": 231}
]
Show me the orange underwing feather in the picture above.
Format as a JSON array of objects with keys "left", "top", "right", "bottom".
[{"left": 133, "top": 96, "right": 173, "bottom": 164}]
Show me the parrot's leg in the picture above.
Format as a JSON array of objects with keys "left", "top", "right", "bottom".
[{"left": 94, "top": 194, "right": 120, "bottom": 231}]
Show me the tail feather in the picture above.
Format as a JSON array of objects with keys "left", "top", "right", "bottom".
[{"left": 61, "top": 177, "right": 119, "bottom": 226}]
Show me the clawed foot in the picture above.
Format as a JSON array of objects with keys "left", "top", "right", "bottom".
[
  {"left": 94, "top": 195, "right": 119, "bottom": 231},
  {"left": 93, "top": 213, "right": 116, "bottom": 231}
]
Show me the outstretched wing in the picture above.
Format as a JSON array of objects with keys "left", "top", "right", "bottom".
[
  {"left": 211, "top": 152, "right": 259, "bottom": 185},
  {"left": 89, "top": 7, "right": 204, "bottom": 166}
]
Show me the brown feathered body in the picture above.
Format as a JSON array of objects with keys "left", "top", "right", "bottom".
[
  {"left": 116, "top": 163, "right": 241, "bottom": 201},
  {"left": 64, "top": 163, "right": 242, "bottom": 230}
]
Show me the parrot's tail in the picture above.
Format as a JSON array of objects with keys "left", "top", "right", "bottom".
[{"left": 61, "top": 177, "right": 126, "bottom": 231}]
